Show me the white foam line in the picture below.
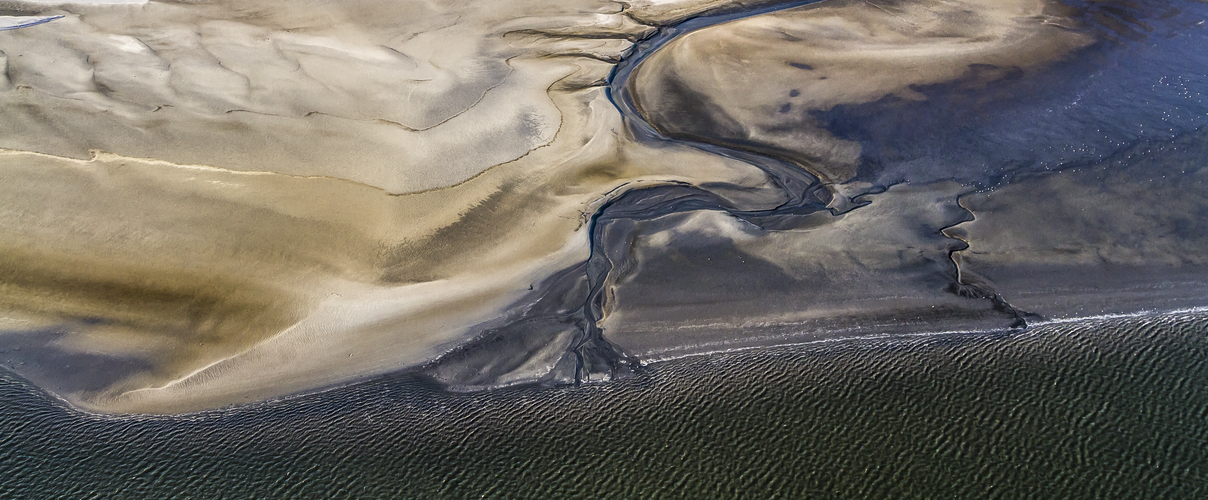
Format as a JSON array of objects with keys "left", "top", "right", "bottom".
[
  {"left": 26, "top": 306, "right": 1208, "bottom": 419},
  {"left": 637, "top": 327, "right": 995, "bottom": 366},
  {"left": 635, "top": 306, "right": 1208, "bottom": 366},
  {"left": 0, "top": 15, "right": 63, "bottom": 31},
  {"left": 10, "top": 0, "right": 146, "bottom": 4},
  {"left": 1028, "top": 306, "right": 1208, "bottom": 327}
]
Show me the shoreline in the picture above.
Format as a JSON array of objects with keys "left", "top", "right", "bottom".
[
  {"left": 6, "top": 303, "right": 1208, "bottom": 419},
  {"left": 2, "top": 0, "right": 1205, "bottom": 415}
]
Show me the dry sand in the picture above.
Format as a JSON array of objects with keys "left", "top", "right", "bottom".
[
  {"left": 0, "top": 0, "right": 1151, "bottom": 414},
  {"left": 0, "top": 0, "right": 782, "bottom": 413}
]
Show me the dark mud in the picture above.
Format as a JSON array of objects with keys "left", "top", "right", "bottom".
[{"left": 423, "top": 0, "right": 1208, "bottom": 388}]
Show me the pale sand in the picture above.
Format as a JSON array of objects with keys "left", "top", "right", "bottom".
[{"left": 0, "top": 0, "right": 1106, "bottom": 414}]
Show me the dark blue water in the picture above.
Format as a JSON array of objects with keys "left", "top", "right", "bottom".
[{"left": 2, "top": 311, "right": 1205, "bottom": 498}]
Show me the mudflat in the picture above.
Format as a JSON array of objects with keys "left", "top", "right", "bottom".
[{"left": 1, "top": 0, "right": 1205, "bottom": 414}]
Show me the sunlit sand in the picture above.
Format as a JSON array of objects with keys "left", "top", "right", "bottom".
[{"left": 1, "top": 0, "right": 1204, "bottom": 414}]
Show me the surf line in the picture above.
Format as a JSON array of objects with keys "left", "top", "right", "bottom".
[{"left": 0, "top": 15, "right": 63, "bottom": 32}]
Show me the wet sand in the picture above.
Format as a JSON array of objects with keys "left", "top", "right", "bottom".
[{"left": 1, "top": 0, "right": 1206, "bottom": 413}]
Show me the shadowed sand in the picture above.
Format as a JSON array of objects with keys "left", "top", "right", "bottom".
[
  {"left": 1, "top": 0, "right": 1205, "bottom": 414},
  {"left": 0, "top": 0, "right": 791, "bottom": 413},
  {"left": 629, "top": 0, "right": 1092, "bottom": 183}
]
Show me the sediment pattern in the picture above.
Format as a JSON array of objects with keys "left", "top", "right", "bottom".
[
  {"left": 2, "top": 311, "right": 1206, "bottom": 497},
  {"left": 1, "top": 0, "right": 1206, "bottom": 413}
]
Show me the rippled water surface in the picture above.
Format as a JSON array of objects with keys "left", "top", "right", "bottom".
[{"left": 2, "top": 312, "right": 1205, "bottom": 498}]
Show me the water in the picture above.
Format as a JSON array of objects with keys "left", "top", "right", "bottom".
[
  {"left": 2, "top": 1, "right": 1206, "bottom": 496},
  {"left": 1, "top": 311, "right": 1204, "bottom": 498}
]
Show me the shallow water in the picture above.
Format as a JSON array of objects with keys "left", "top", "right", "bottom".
[{"left": 2, "top": 311, "right": 1205, "bottom": 498}]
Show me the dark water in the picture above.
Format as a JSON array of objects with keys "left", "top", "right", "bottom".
[
  {"left": 2, "top": 311, "right": 1205, "bottom": 498},
  {"left": 2, "top": 1, "right": 1206, "bottom": 497}
]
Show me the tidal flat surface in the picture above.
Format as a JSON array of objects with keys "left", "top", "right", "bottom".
[
  {"left": 1, "top": 2, "right": 1207, "bottom": 491},
  {"left": 2, "top": 0, "right": 1206, "bottom": 495},
  {"left": 1, "top": 311, "right": 1205, "bottom": 497}
]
